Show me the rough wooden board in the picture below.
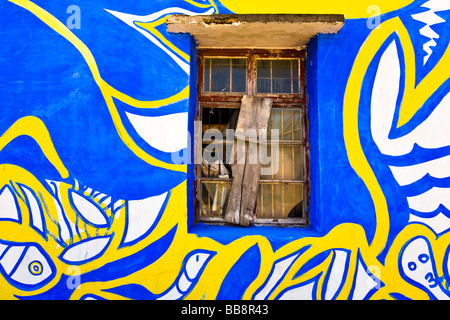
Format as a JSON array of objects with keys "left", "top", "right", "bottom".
[
  {"left": 224, "top": 95, "right": 273, "bottom": 226},
  {"left": 224, "top": 163, "right": 244, "bottom": 225}
]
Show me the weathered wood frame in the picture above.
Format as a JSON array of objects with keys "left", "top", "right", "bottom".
[{"left": 195, "top": 49, "right": 309, "bottom": 227}]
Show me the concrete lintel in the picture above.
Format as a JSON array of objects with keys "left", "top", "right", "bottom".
[{"left": 166, "top": 14, "right": 345, "bottom": 49}]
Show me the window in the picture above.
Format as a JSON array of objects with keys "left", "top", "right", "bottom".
[{"left": 195, "top": 49, "right": 309, "bottom": 226}]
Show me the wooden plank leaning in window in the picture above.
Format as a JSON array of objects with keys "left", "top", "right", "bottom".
[{"left": 224, "top": 95, "right": 273, "bottom": 226}]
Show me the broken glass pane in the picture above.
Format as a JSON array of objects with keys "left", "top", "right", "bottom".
[
  {"left": 256, "top": 182, "right": 304, "bottom": 219},
  {"left": 267, "top": 109, "right": 303, "bottom": 141}
]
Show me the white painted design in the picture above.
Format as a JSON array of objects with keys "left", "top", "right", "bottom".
[
  {"left": 60, "top": 236, "right": 112, "bottom": 264},
  {"left": 157, "top": 286, "right": 181, "bottom": 300},
  {"left": 0, "top": 243, "right": 8, "bottom": 257},
  {"left": 371, "top": 41, "right": 450, "bottom": 156},
  {"left": 407, "top": 187, "right": 450, "bottom": 212},
  {"left": 105, "top": 7, "right": 215, "bottom": 75},
  {"left": 0, "top": 246, "right": 26, "bottom": 275},
  {"left": 411, "top": 0, "right": 449, "bottom": 64},
  {"left": 351, "top": 260, "right": 380, "bottom": 300},
  {"left": 324, "top": 250, "right": 348, "bottom": 300},
  {"left": 185, "top": 252, "right": 211, "bottom": 280},
  {"left": 0, "top": 186, "right": 19, "bottom": 222},
  {"left": 125, "top": 111, "right": 188, "bottom": 153},
  {"left": 400, "top": 237, "right": 450, "bottom": 299},
  {"left": 0, "top": 245, "right": 53, "bottom": 286},
  {"left": 389, "top": 155, "right": 450, "bottom": 186},
  {"left": 21, "top": 187, "right": 44, "bottom": 233},
  {"left": 158, "top": 251, "right": 213, "bottom": 300},
  {"left": 254, "top": 253, "right": 299, "bottom": 300},
  {"left": 409, "top": 212, "right": 450, "bottom": 235},
  {"left": 9, "top": 246, "right": 53, "bottom": 285},
  {"left": 123, "top": 192, "right": 167, "bottom": 245},
  {"left": 277, "top": 281, "right": 315, "bottom": 300},
  {"left": 371, "top": 39, "right": 450, "bottom": 234},
  {"left": 45, "top": 180, "right": 77, "bottom": 244},
  {"left": 70, "top": 190, "right": 108, "bottom": 226}
]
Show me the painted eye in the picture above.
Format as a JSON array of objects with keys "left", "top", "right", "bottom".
[
  {"left": 419, "top": 254, "right": 429, "bottom": 264},
  {"left": 29, "top": 261, "right": 43, "bottom": 275},
  {"left": 0, "top": 241, "right": 56, "bottom": 291},
  {"left": 408, "top": 261, "right": 417, "bottom": 271}
]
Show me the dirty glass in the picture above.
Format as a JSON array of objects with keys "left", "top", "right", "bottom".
[
  {"left": 267, "top": 108, "right": 303, "bottom": 141},
  {"left": 203, "top": 58, "right": 246, "bottom": 93},
  {"left": 256, "top": 59, "right": 299, "bottom": 94},
  {"left": 199, "top": 180, "right": 304, "bottom": 220},
  {"left": 260, "top": 145, "right": 304, "bottom": 181},
  {"left": 199, "top": 180, "right": 230, "bottom": 218},
  {"left": 257, "top": 183, "right": 303, "bottom": 219}
]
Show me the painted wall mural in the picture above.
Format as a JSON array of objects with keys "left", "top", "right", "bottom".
[{"left": 0, "top": 0, "right": 450, "bottom": 300}]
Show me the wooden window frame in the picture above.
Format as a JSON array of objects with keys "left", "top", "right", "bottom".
[{"left": 195, "top": 48, "right": 310, "bottom": 227}]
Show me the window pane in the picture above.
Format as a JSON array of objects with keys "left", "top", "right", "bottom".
[
  {"left": 199, "top": 181, "right": 230, "bottom": 218},
  {"left": 272, "top": 60, "right": 291, "bottom": 93},
  {"left": 256, "top": 183, "right": 304, "bottom": 219},
  {"left": 267, "top": 109, "right": 303, "bottom": 141},
  {"left": 256, "top": 60, "right": 271, "bottom": 93},
  {"left": 231, "top": 59, "right": 247, "bottom": 93},
  {"left": 292, "top": 60, "right": 299, "bottom": 94},
  {"left": 203, "top": 58, "right": 247, "bottom": 93},
  {"left": 199, "top": 180, "right": 304, "bottom": 221},
  {"left": 211, "top": 58, "right": 230, "bottom": 92},
  {"left": 256, "top": 59, "right": 300, "bottom": 94},
  {"left": 260, "top": 145, "right": 304, "bottom": 181},
  {"left": 201, "top": 107, "right": 238, "bottom": 134}
]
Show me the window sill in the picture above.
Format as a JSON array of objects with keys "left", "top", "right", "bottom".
[{"left": 189, "top": 222, "right": 322, "bottom": 251}]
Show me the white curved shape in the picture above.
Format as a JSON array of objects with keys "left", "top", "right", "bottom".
[
  {"left": 0, "top": 246, "right": 26, "bottom": 275},
  {"left": 46, "top": 180, "right": 77, "bottom": 243},
  {"left": 324, "top": 250, "right": 348, "bottom": 300},
  {"left": 254, "top": 253, "right": 299, "bottom": 300},
  {"left": 21, "top": 187, "right": 44, "bottom": 233},
  {"left": 60, "top": 236, "right": 112, "bottom": 263},
  {"left": 104, "top": 7, "right": 214, "bottom": 75},
  {"left": 157, "top": 286, "right": 183, "bottom": 300},
  {"left": 70, "top": 190, "right": 108, "bottom": 226},
  {"left": 185, "top": 252, "right": 210, "bottom": 280},
  {"left": 389, "top": 155, "right": 450, "bottom": 186},
  {"left": 178, "top": 272, "right": 191, "bottom": 292},
  {"left": 409, "top": 212, "right": 450, "bottom": 235},
  {"left": 0, "top": 243, "right": 8, "bottom": 257},
  {"left": 0, "top": 186, "right": 19, "bottom": 222},
  {"left": 370, "top": 41, "right": 403, "bottom": 156},
  {"left": 370, "top": 40, "right": 450, "bottom": 156},
  {"left": 277, "top": 282, "right": 315, "bottom": 300},
  {"left": 126, "top": 112, "right": 188, "bottom": 153},
  {"left": 407, "top": 187, "right": 450, "bottom": 212},
  {"left": 123, "top": 192, "right": 167, "bottom": 245},
  {"left": 412, "top": 92, "right": 450, "bottom": 150},
  {"left": 422, "top": 0, "right": 450, "bottom": 12},
  {"left": 351, "top": 260, "right": 380, "bottom": 300}
]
